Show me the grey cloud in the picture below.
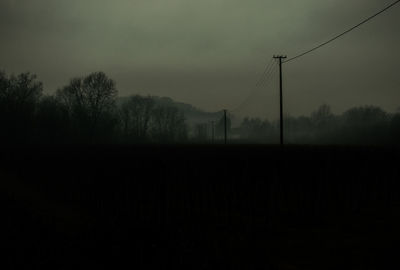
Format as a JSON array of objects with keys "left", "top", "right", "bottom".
[{"left": 0, "top": 0, "right": 399, "bottom": 118}]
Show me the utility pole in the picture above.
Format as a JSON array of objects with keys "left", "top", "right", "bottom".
[
  {"left": 273, "top": 55, "right": 287, "bottom": 146},
  {"left": 224, "top": 109, "right": 227, "bottom": 145}
]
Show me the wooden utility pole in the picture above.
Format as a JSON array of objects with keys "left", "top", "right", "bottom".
[
  {"left": 224, "top": 109, "right": 227, "bottom": 145},
  {"left": 273, "top": 55, "right": 287, "bottom": 146}
]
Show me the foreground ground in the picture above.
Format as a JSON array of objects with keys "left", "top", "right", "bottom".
[{"left": 1, "top": 145, "right": 400, "bottom": 269}]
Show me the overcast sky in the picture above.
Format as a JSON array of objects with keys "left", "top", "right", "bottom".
[{"left": 1, "top": 0, "right": 399, "bottom": 118}]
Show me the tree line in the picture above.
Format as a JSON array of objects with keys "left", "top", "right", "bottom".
[
  {"left": 1, "top": 70, "right": 399, "bottom": 145},
  {"left": 0, "top": 70, "right": 187, "bottom": 144},
  {"left": 237, "top": 104, "right": 400, "bottom": 145}
]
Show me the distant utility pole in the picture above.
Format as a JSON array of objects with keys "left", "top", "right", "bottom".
[
  {"left": 273, "top": 55, "right": 287, "bottom": 146},
  {"left": 224, "top": 109, "right": 227, "bottom": 145}
]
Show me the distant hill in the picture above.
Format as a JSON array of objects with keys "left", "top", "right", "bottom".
[{"left": 117, "top": 96, "right": 224, "bottom": 127}]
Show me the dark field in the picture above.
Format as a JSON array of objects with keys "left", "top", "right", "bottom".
[{"left": 1, "top": 145, "right": 400, "bottom": 269}]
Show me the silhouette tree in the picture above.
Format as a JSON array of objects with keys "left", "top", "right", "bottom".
[
  {"left": 310, "top": 104, "right": 336, "bottom": 143},
  {"left": 35, "top": 95, "right": 70, "bottom": 143},
  {"left": 57, "top": 72, "right": 118, "bottom": 143},
  {"left": 194, "top": 123, "right": 209, "bottom": 142},
  {"left": 391, "top": 111, "right": 400, "bottom": 144},
  {"left": 150, "top": 105, "right": 188, "bottom": 143},
  {"left": 341, "top": 105, "right": 389, "bottom": 144},
  {"left": 0, "top": 71, "right": 43, "bottom": 143},
  {"left": 311, "top": 104, "right": 334, "bottom": 129},
  {"left": 289, "top": 116, "right": 315, "bottom": 144},
  {"left": 343, "top": 106, "right": 387, "bottom": 126},
  {"left": 120, "top": 95, "right": 155, "bottom": 142},
  {"left": 239, "top": 117, "right": 275, "bottom": 142}
]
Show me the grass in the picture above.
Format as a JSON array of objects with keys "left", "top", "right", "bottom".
[{"left": 1, "top": 144, "right": 399, "bottom": 269}]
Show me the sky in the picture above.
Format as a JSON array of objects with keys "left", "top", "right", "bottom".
[{"left": 1, "top": 0, "right": 399, "bottom": 119}]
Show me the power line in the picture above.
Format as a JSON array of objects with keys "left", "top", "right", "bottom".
[
  {"left": 230, "top": 60, "right": 278, "bottom": 113},
  {"left": 255, "top": 58, "right": 274, "bottom": 87},
  {"left": 284, "top": 0, "right": 400, "bottom": 63},
  {"left": 233, "top": 67, "right": 277, "bottom": 113},
  {"left": 257, "top": 59, "right": 277, "bottom": 88},
  {"left": 229, "top": 56, "right": 278, "bottom": 114},
  {"left": 230, "top": 60, "right": 276, "bottom": 112},
  {"left": 258, "top": 60, "right": 277, "bottom": 88}
]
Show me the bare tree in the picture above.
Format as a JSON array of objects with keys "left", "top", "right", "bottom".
[
  {"left": 57, "top": 72, "right": 118, "bottom": 142},
  {"left": 120, "top": 95, "right": 155, "bottom": 141},
  {"left": 0, "top": 72, "right": 43, "bottom": 114},
  {"left": 35, "top": 95, "right": 70, "bottom": 143},
  {"left": 311, "top": 104, "right": 334, "bottom": 129},
  {"left": 0, "top": 71, "right": 43, "bottom": 143},
  {"left": 150, "top": 105, "right": 187, "bottom": 142}
]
